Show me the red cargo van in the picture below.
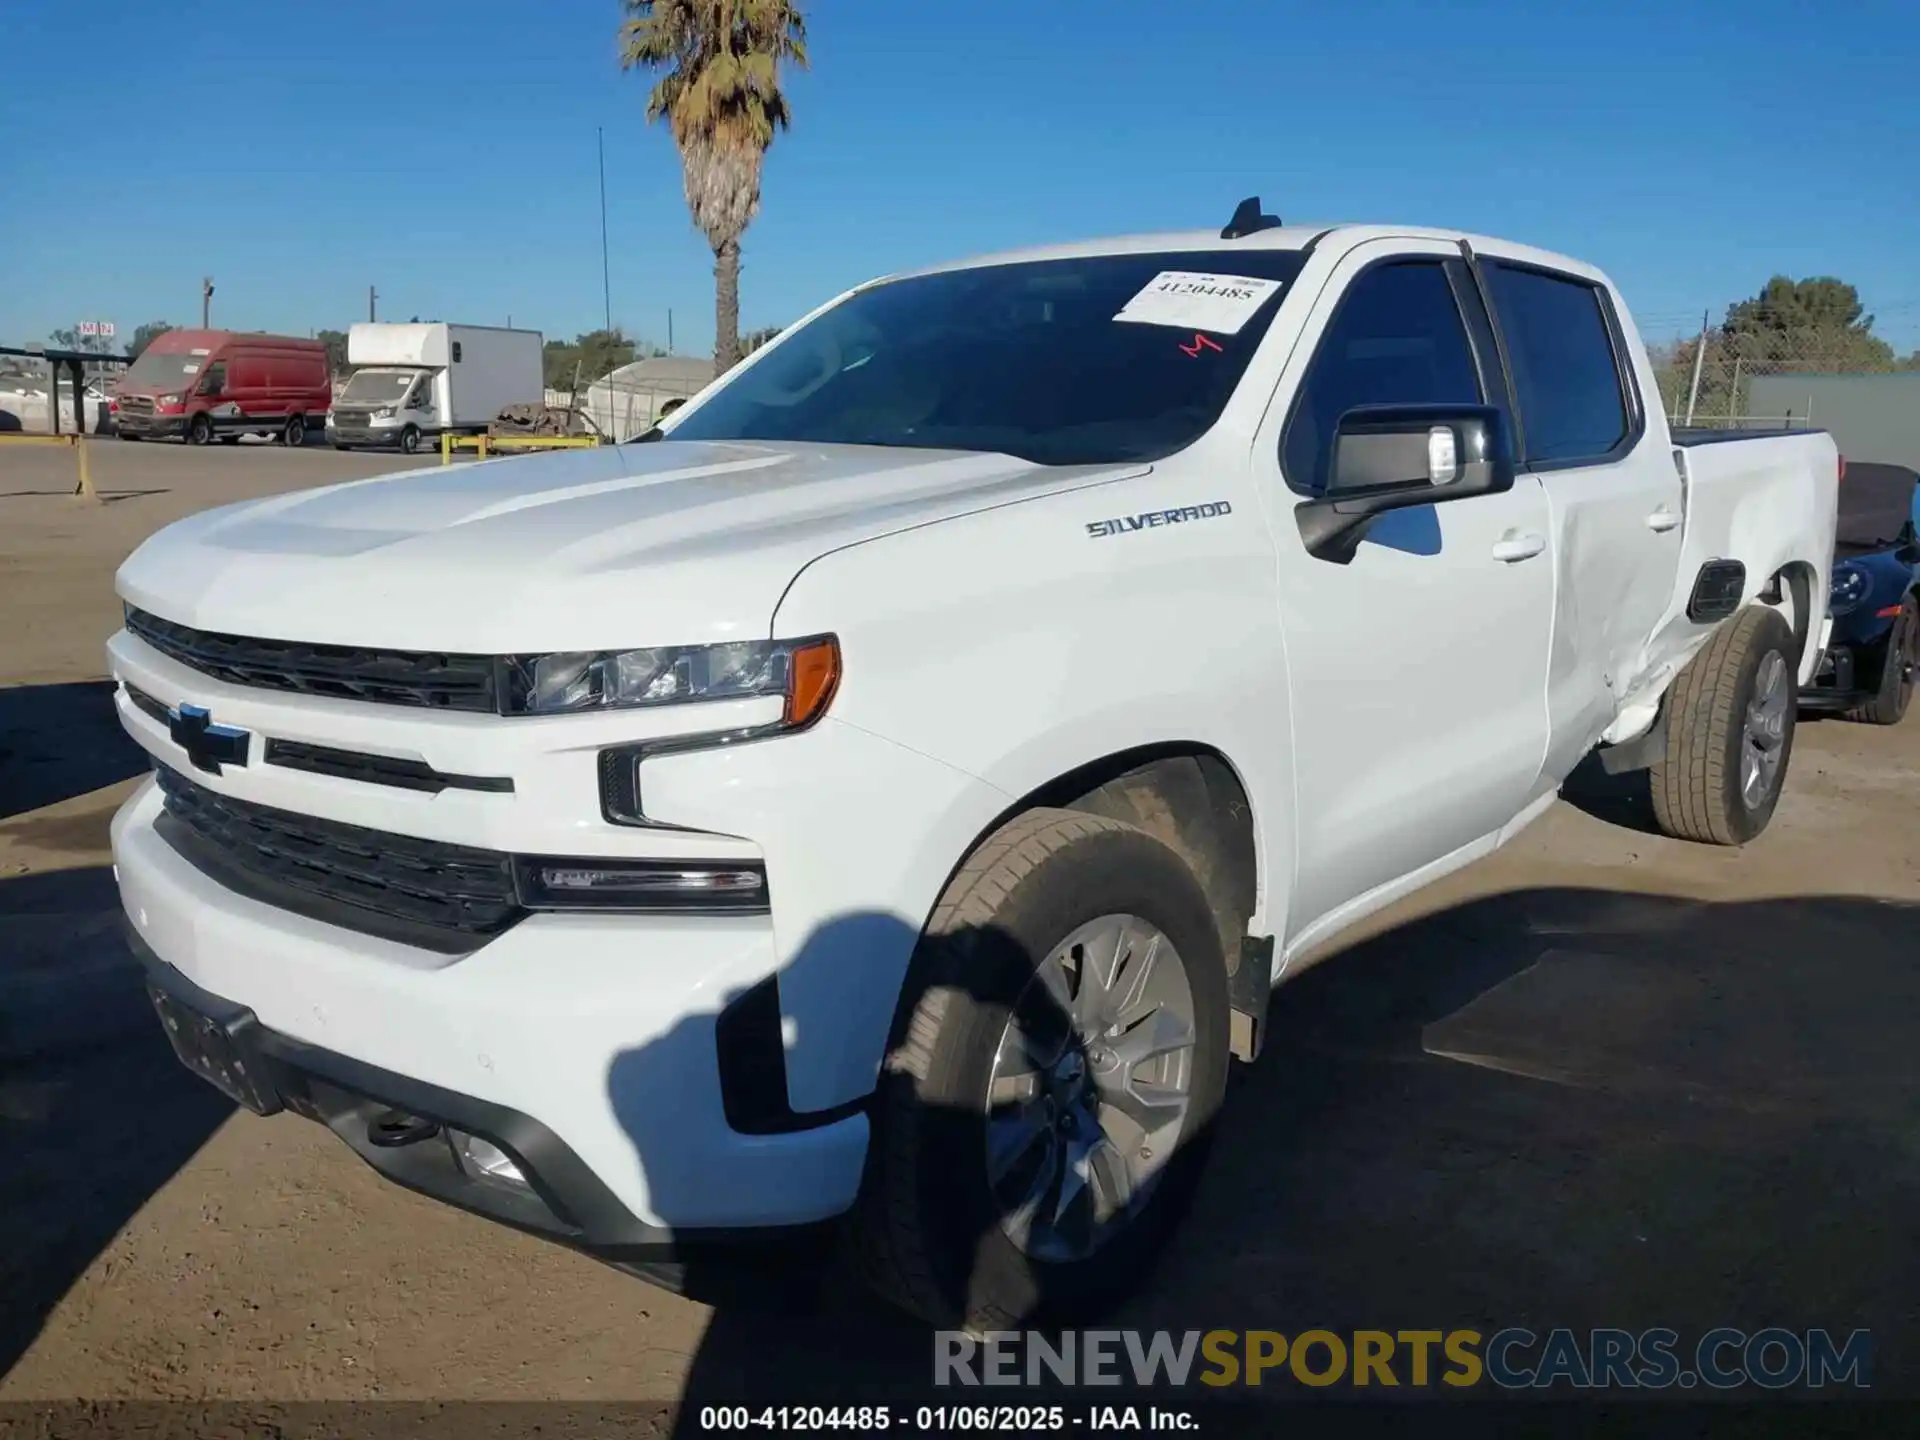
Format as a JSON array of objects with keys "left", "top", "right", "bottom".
[{"left": 112, "top": 329, "right": 332, "bottom": 446}]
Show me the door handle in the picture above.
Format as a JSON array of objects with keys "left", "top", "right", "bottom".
[
  {"left": 1491, "top": 532, "right": 1546, "bottom": 563},
  {"left": 1646, "top": 507, "right": 1682, "bottom": 532}
]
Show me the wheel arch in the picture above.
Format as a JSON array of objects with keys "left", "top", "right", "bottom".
[
  {"left": 916, "top": 741, "right": 1275, "bottom": 1061},
  {"left": 1759, "top": 559, "right": 1819, "bottom": 679}
]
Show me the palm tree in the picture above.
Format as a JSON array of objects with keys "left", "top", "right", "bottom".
[{"left": 620, "top": 0, "right": 808, "bottom": 375}]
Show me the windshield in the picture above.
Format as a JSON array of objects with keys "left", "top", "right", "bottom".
[
  {"left": 121, "top": 350, "right": 209, "bottom": 391},
  {"left": 339, "top": 369, "right": 424, "bottom": 403},
  {"left": 663, "top": 250, "right": 1307, "bottom": 465}
]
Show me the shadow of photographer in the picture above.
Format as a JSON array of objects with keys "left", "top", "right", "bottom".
[{"left": 592, "top": 885, "right": 1920, "bottom": 1416}]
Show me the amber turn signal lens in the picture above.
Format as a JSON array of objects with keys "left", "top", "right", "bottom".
[{"left": 785, "top": 637, "right": 841, "bottom": 727}]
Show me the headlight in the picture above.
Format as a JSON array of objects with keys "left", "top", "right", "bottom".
[
  {"left": 1830, "top": 563, "right": 1870, "bottom": 616},
  {"left": 505, "top": 635, "right": 840, "bottom": 721},
  {"left": 373, "top": 407, "right": 395, "bottom": 421},
  {"left": 157, "top": 393, "right": 180, "bottom": 407}
]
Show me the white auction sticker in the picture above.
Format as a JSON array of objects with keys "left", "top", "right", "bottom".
[{"left": 1113, "top": 270, "right": 1285, "bottom": 335}]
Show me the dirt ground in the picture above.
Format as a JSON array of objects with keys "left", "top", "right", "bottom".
[{"left": 2, "top": 438, "right": 1917, "bottom": 1405}]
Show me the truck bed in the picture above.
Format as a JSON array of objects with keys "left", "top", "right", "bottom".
[
  {"left": 1670, "top": 426, "right": 1828, "bottom": 448},
  {"left": 1638, "top": 427, "right": 1841, "bottom": 700}
]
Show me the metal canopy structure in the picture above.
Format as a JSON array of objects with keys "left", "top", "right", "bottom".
[{"left": 0, "top": 343, "right": 135, "bottom": 435}]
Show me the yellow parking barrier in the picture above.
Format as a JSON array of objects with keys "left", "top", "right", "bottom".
[
  {"left": 440, "top": 433, "right": 602, "bottom": 466},
  {"left": 0, "top": 432, "right": 99, "bottom": 502}
]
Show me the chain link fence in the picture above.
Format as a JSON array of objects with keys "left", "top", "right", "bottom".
[{"left": 1648, "top": 304, "right": 1920, "bottom": 432}]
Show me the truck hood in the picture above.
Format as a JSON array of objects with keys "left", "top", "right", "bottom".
[{"left": 117, "top": 440, "right": 1144, "bottom": 651}]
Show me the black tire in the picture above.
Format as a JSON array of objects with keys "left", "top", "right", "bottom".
[
  {"left": 186, "top": 413, "right": 213, "bottom": 446},
  {"left": 217, "top": 434, "right": 240, "bottom": 445},
  {"left": 283, "top": 414, "right": 306, "bottom": 448},
  {"left": 117, "top": 432, "right": 141, "bottom": 442},
  {"left": 1844, "top": 595, "right": 1916, "bottom": 726},
  {"left": 1650, "top": 605, "right": 1799, "bottom": 845},
  {"left": 853, "top": 808, "right": 1230, "bottom": 1330},
  {"left": 400, "top": 425, "right": 421, "bottom": 455},
  {"left": 330, "top": 441, "right": 352, "bottom": 451}
]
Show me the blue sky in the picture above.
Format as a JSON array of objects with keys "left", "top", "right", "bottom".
[{"left": 3, "top": 0, "right": 1916, "bottom": 356}]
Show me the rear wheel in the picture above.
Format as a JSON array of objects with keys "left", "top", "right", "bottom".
[
  {"left": 1846, "top": 595, "right": 1917, "bottom": 726},
  {"left": 283, "top": 414, "right": 307, "bottom": 448},
  {"left": 217, "top": 434, "right": 240, "bottom": 445},
  {"left": 186, "top": 413, "right": 213, "bottom": 446},
  {"left": 853, "top": 808, "right": 1230, "bottom": 1330},
  {"left": 1651, "top": 606, "right": 1799, "bottom": 845}
]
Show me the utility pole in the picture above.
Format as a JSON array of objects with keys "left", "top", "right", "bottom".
[
  {"left": 368, "top": 285, "right": 378, "bottom": 323},
  {"left": 201, "top": 276, "right": 214, "bottom": 328},
  {"left": 597, "top": 127, "right": 613, "bottom": 334},
  {"left": 667, "top": 308, "right": 674, "bottom": 354}
]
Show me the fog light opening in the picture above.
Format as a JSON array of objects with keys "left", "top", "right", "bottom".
[{"left": 449, "top": 1129, "right": 529, "bottom": 1189}]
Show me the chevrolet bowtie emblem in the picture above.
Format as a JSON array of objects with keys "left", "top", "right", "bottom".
[{"left": 169, "top": 703, "right": 251, "bottom": 775}]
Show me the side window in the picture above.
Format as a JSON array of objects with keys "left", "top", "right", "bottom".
[
  {"left": 1281, "top": 261, "right": 1482, "bottom": 494},
  {"left": 198, "top": 362, "right": 226, "bottom": 395},
  {"left": 1483, "top": 264, "right": 1631, "bottom": 465}
]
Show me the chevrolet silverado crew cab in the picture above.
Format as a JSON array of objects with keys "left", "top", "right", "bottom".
[{"left": 110, "top": 201, "right": 1839, "bottom": 1329}]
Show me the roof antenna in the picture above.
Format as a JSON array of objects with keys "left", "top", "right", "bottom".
[{"left": 1221, "top": 195, "right": 1283, "bottom": 240}]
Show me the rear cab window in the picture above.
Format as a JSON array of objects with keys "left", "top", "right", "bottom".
[{"left": 1481, "top": 263, "right": 1637, "bottom": 466}]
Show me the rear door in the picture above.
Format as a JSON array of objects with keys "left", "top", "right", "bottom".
[
  {"left": 1475, "top": 259, "right": 1683, "bottom": 780},
  {"left": 1257, "top": 239, "right": 1557, "bottom": 941}
]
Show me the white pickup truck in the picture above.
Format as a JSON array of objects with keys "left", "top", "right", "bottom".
[{"left": 109, "top": 204, "right": 1838, "bottom": 1329}]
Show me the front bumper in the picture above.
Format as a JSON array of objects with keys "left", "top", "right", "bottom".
[
  {"left": 135, "top": 942, "right": 841, "bottom": 1285},
  {"left": 113, "top": 412, "right": 185, "bottom": 438},
  {"left": 325, "top": 423, "right": 404, "bottom": 447},
  {"left": 112, "top": 776, "right": 872, "bottom": 1243}
]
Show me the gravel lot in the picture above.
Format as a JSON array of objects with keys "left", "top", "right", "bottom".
[{"left": 2, "top": 438, "right": 1917, "bottom": 1406}]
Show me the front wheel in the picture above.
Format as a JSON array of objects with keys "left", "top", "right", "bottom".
[
  {"left": 853, "top": 808, "right": 1230, "bottom": 1330},
  {"left": 186, "top": 413, "right": 213, "bottom": 446},
  {"left": 1651, "top": 605, "right": 1799, "bottom": 845},
  {"left": 1846, "top": 595, "right": 1917, "bottom": 726},
  {"left": 399, "top": 424, "right": 421, "bottom": 454}
]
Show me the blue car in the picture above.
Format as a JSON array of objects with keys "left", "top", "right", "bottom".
[{"left": 1802, "top": 461, "right": 1919, "bottom": 724}]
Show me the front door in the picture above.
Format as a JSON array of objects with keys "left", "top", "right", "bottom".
[
  {"left": 1474, "top": 257, "right": 1684, "bottom": 781},
  {"left": 1256, "top": 240, "right": 1557, "bottom": 942}
]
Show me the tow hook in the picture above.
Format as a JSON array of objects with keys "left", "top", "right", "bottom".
[{"left": 366, "top": 1109, "right": 441, "bottom": 1148}]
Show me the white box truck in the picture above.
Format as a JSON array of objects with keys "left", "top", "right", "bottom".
[{"left": 327, "top": 323, "right": 543, "bottom": 454}]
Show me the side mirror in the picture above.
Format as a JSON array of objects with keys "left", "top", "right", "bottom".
[{"left": 1295, "top": 404, "right": 1515, "bottom": 564}]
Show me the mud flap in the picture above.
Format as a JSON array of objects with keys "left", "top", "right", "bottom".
[{"left": 1228, "top": 934, "right": 1275, "bottom": 1062}]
